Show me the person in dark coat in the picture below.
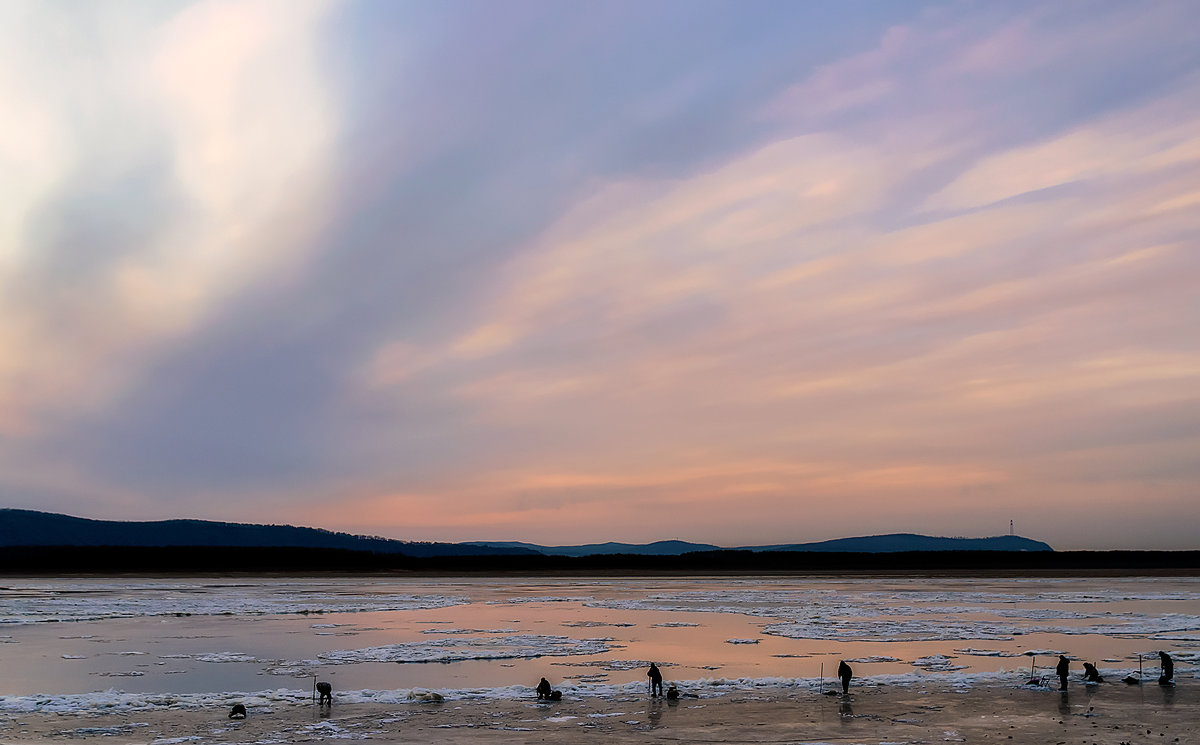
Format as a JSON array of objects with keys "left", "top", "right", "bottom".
[
  {"left": 1082, "top": 662, "right": 1103, "bottom": 683},
  {"left": 838, "top": 660, "right": 853, "bottom": 694},
  {"left": 1056, "top": 655, "right": 1070, "bottom": 691},
  {"left": 1159, "top": 651, "right": 1174, "bottom": 685},
  {"left": 536, "top": 677, "right": 553, "bottom": 699},
  {"left": 647, "top": 663, "right": 663, "bottom": 696},
  {"left": 228, "top": 703, "right": 247, "bottom": 719},
  {"left": 316, "top": 681, "right": 333, "bottom": 706}
]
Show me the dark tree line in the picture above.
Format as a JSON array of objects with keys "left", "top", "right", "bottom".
[{"left": 2, "top": 545, "right": 1198, "bottom": 575}]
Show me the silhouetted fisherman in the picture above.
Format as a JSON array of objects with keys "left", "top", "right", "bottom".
[
  {"left": 838, "top": 660, "right": 853, "bottom": 694},
  {"left": 1159, "top": 651, "right": 1174, "bottom": 685},
  {"left": 536, "top": 677, "right": 553, "bottom": 700},
  {"left": 228, "top": 703, "right": 247, "bottom": 719},
  {"left": 1056, "top": 655, "right": 1070, "bottom": 691},
  {"left": 666, "top": 684, "right": 679, "bottom": 700},
  {"left": 647, "top": 663, "right": 663, "bottom": 696},
  {"left": 316, "top": 681, "right": 333, "bottom": 706},
  {"left": 1083, "top": 662, "right": 1103, "bottom": 683}
]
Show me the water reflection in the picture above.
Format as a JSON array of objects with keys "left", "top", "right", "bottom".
[
  {"left": 1160, "top": 683, "right": 1175, "bottom": 707},
  {"left": 647, "top": 697, "right": 663, "bottom": 727},
  {"left": 2, "top": 576, "right": 1198, "bottom": 697}
]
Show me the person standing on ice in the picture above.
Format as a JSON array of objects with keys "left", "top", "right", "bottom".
[
  {"left": 647, "top": 663, "right": 663, "bottom": 696},
  {"left": 1056, "top": 655, "right": 1070, "bottom": 690},
  {"left": 837, "top": 660, "right": 853, "bottom": 694}
]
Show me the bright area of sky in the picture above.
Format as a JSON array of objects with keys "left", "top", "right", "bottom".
[{"left": 1, "top": 1, "right": 1198, "bottom": 550}]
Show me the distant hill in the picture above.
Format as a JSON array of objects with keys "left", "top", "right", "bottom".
[
  {"left": 1, "top": 510, "right": 1052, "bottom": 557},
  {"left": 0, "top": 509, "right": 537, "bottom": 558},
  {"left": 466, "top": 539, "right": 722, "bottom": 557},
  {"left": 742, "top": 533, "right": 1052, "bottom": 553},
  {"left": 470, "top": 533, "right": 1051, "bottom": 555}
]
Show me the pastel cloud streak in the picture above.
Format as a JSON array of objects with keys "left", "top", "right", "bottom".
[{"left": 2, "top": 1, "right": 1198, "bottom": 548}]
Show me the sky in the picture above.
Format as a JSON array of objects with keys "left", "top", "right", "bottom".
[{"left": 2, "top": 1, "right": 1199, "bottom": 550}]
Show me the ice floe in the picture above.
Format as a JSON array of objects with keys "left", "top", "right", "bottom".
[
  {"left": 550, "top": 659, "right": 677, "bottom": 671},
  {"left": 953, "top": 649, "right": 1023, "bottom": 657},
  {"left": 587, "top": 586, "right": 1200, "bottom": 643},
  {"left": 420, "top": 628, "right": 517, "bottom": 634},
  {"left": 911, "top": 655, "right": 968, "bottom": 672},
  {"left": 193, "top": 652, "right": 257, "bottom": 663},
  {"left": 314, "top": 634, "right": 613, "bottom": 665},
  {"left": 0, "top": 581, "right": 470, "bottom": 624},
  {"left": 488, "top": 596, "right": 594, "bottom": 605}
]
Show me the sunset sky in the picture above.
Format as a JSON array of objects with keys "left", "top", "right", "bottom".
[{"left": 3, "top": 1, "right": 1199, "bottom": 549}]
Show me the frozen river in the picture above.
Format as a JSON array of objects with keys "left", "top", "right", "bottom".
[{"left": 1, "top": 575, "right": 1197, "bottom": 710}]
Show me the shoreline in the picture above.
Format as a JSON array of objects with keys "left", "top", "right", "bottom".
[
  {"left": 0, "top": 669, "right": 1182, "bottom": 712},
  {"left": 0, "top": 679, "right": 1188, "bottom": 744}
]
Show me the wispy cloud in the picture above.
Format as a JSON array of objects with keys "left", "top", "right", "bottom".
[{"left": 2, "top": 1, "right": 1198, "bottom": 548}]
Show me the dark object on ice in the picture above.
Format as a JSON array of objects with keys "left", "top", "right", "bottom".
[
  {"left": 536, "top": 677, "right": 552, "bottom": 700},
  {"left": 228, "top": 703, "right": 247, "bottom": 719},
  {"left": 1083, "top": 662, "right": 1103, "bottom": 683},
  {"left": 549, "top": 689, "right": 562, "bottom": 701},
  {"left": 1159, "top": 651, "right": 1174, "bottom": 685},
  {"left": 647, "top": 663, "right": 663, "bottom": 696},
  {"left": 838, "top": 660, "right": 853, "bottom": 694},
  {"left": 1124, "top": 653, "right": 1145, "bottom": 684},
  {"left": 1056, "top": 655, "right": 1070, "bottom": 691},
  {"left": 666, "top": 684, "right": 679, "bottom": 700},
  {"left": 1024, "top": 652, "right": 1041, "bottom": 685},
  {"left": 317, "top": 681, "right": 333, "bottom": 705}
]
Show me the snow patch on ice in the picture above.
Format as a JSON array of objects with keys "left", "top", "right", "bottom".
[
  {"left": 194, "top": 652, "right": 257, "bottom": 663},
  {"left": 953, "top": 649, "right": 1022, "bottom": 657},
  {"left": 2, "top": 582, "right": 469, "bottom": 624},
  {"left": 489, "top": 596, "right": 593, "bottom": 605},
  {"left": 315, "top": 635, "right": 613, "bottom": 664},
  {"left": 911, "top": 655, "right": 968, "bottom": 672},
  {"left": 420, "top": 628, "right": 517, "bottom": 635}
]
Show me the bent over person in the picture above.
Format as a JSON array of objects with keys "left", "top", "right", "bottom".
[
  {"left": 536, "top": 677, "right": 552, "bottom": 700},
  {"left": 838, "top": 660, "right": 853, "bottom": 694},
  {"left": 1159, "top": 651, "right": 1174, "bottom": 685}
]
